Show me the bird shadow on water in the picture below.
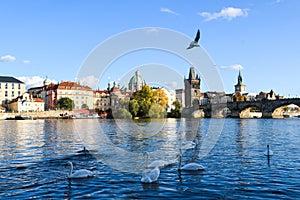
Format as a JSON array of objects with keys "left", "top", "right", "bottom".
[{"left": 141, "top": 182, "right": 160, "bottom": 191}]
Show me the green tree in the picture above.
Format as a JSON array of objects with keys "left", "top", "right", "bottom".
[
  {"left": 57, "top": 97, "right": 74, "bottom": 110},
  {"left": 169, "top": 99, "right": 182, "bottom": 118},
  {"left": 129, "top": 99, "right": 139, "bottom": 118},
  {"left": 112, "top": 107, "right": 132, "bottom": 119},
  {"left": 81, "top": 104, "right": 89, "bottom": 109},
  {"left": 149, "top": 103, "right": 167, "bottom": 118}
]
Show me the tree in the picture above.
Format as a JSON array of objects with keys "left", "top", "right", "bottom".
[
  {"left": 168, "top": 99, "right": 182, "bottom": 118},
  {"left": 153, "top": 89, "right": 168, "bottom": 109},
  {"left": 149, "top": 103, "right": 167, "bottom": 118},
  {"left": 129, "top": 99, "right": 139, "bottom": 118},
  {"left": 57, "top": 97, "right": 74, "bottom": 110},
  {"left": 81, "top": 104, "right": 89, "bottom": 109},
  {"left": 112, "top": 107, "right": 132, "bottom": 119}
]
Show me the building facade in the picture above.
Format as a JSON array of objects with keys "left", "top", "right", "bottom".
[
  {"left": 94, "top": 90, "right": 110, "bottom": 111},
  {"left": 56, "top": 81, "right": 94, "bottom": 110},
  {"left": 0, "top": 76, "right": 26, "bottom": 108},
  {"left": 8, "top": 92, "right": 44, "bottom": 112},
  {"left": 28, "top": 80, "right": 94, "bottom": 110}
]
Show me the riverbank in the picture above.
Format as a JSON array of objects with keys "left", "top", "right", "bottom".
[{"left": 0, "top": 110, "right": 75, "bottom": 120}]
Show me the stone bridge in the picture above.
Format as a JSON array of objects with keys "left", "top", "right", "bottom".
[{"left": 199, "top": 98, "right": 300, "bottom": 118}]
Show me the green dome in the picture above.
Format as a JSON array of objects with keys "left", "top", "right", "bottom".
[
  {"left": 128, "top": 70, "right": 146, "bottom": 91},
  {"left": 129, "top": 70, "right": 146, "bottom": 85}
]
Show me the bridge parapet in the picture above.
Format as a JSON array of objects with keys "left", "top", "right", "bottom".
[{"left": 198, "top": 98, "right": 300, "bottom": 118}]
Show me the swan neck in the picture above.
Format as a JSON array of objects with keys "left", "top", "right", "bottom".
[
  {"left": 69, "top": 162, "right": 73, "bottom": 176},
  {"left": 144, "top": 152, "right": 149, "bottom": 168},
  {"left": 178, "top": 154, "right": 182, "bottom": 170}
]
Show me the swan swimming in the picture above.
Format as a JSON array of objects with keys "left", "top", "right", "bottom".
[
  {"left": 181, "top": 141, "right": 196, "bottom": 150},
  {"left": 144, "top": 152, "right": 169, "bottom": 169},
  {"left": 186, "top": 29, "right": 200, "bottom": 50},
  {"left": 264, "top": 144, "right": 274, "bottom": 156},
  {"left": 66, "top": 161, "right": 95, "bottom": 179},
  {"left": 141, "top": 166, "right": 160, "bottom": 183},
  {"left": 177, "top": 150, "right": 205, "bottom": 171}
]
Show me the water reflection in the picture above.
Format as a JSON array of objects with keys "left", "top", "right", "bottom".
[{"left": 0, "top": 118, "right": 299, "bottom": 199}]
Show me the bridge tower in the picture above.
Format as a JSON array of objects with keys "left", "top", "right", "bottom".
[
  {"left": 235, "top": 70, "right": 246, "bottom": 94},
  {"left": 184, "top": 67, "right": 201, "bottom": 108}
]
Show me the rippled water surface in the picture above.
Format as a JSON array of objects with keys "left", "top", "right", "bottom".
[{"left": 0, "top": 118, "right": 299, "bottom": 199}]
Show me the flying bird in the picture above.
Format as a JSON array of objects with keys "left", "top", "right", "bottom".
[{"left": 186, "top": 29, "right": 200, "bottom": 50}]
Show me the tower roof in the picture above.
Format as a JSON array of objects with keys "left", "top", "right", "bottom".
[{"left": 188, "top": 67, "right": 196, "bottom": 80}]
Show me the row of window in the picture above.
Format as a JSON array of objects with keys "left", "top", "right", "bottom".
[
  {"left": 3, "top": 91, "right": 21, "bottom": 97},
  {"left": 0, "top": 83, "right": 22, "bottom": 89},
  {"left": 58, "top": 91, "right": 92, "bottom": 95}
]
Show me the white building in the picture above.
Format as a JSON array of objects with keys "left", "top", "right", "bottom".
[
  {"left": 8, "top": 92, "right": 44, "bottom": 112},
  {"left": 0, "top": 76, "right": 26, "bottom": 108},
  {"left": 175, "top": 89, "right": 185, "bottom": 108},
  {"left": 160, "top": 88, "right": 176, "bottom": 112},
  {"left": 56, "top": 81, "right": 94, "bottom": 110}
]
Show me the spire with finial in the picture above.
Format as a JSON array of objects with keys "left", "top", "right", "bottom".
[{"left": 237, "top": 69, "right": 243, "bottom": 84}]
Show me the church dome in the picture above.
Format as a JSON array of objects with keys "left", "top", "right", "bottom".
[{"left": 128, "top": 70, "right": 146, "bottom": 91}]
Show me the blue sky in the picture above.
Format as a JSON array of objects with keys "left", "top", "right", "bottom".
[{"left": 0, "top": 0, "right": 300, "bottom": 97}]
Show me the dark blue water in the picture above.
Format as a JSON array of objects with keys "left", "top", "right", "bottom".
[{"left": 0, "top": 118, "right": 299, "bottom": 199}]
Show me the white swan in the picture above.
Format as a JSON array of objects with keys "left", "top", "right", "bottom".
[
  {"left": 181, "top": 141, "right": 196, "bottom": 150},
  {"left": 66, "top": 161, "right": 95, "bottom": 179},
  {"left": 177, "top": 152, "right": 205, "bottom": 171},
  {"left": 141, "top": 166, "right": 160, "bottom": 183},
  {"left": 144, "top": 152, "right": 169, "bottom": 169},
  {"left": 264, "top": 144, "right": 274, "bottom": 156}
]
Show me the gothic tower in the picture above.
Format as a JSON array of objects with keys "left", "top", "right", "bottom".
[
  {"left": 184, "top": 67, "right": 201, "bottom": 108},
  {"left": 234, "top": 70, "right": 246, "bottom": 94}
]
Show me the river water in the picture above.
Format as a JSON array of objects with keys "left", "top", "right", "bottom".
[{"left": 0, "top": 118, "right": 299, "bottom": 199}]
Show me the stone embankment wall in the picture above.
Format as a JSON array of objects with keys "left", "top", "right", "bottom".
[{"left": 0, "top": 110, "right": 74, "bottom": 120}]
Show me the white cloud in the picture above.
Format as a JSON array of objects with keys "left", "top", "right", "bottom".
[
  {"left": 77, "top": 75, "right": 99, "bottom": 88},
  {"left": 160, "top": 8, "right": 179, "bottom": 16},
  {"left": 0, "top": 55, "right": 16, "bottom": 62},
  {"left": 17, "top": 76, "right": 58, "bottom": 88},
  {"left": 198, "top": 7, "right": 248, "bottom": 21},
  {"left": 221, "top": 64, "right": 244, "bottom": 71},
  {"left": 23, "top": 60, "right": 31, "bottom": 64}
]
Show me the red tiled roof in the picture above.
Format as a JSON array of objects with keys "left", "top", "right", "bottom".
[
  {"left": 94, "top": 90, "right": 108, "bottom": 94},
  {"left": 57, "top": 81, "right": 92, "bottom": 91},
  {"left": 34, "top": 98, "right": 44, "bottom": 102}
]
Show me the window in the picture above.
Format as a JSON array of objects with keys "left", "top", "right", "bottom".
[
  {"left": 12, "top": 83, "right": 14, "bottom": 89},
  {"left": 5, "top": 83, "right": 8, "bottom": 89},
  {"left": 18, "top": 84, "right": 21, "bottom": 89},
  {"left": 18, "top": 91, "right": 21, "bottom": 96},
  {"left": 0, "top": 83, "right": 1, "bottom": 89},
  {"left": 5, "top": 91, "right": 8, "bottom": 97},
  {"left": 12, "top": 91, "right": 14, "bottom": 97}
]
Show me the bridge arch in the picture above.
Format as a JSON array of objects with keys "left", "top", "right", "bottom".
[
  {"left": 240, "top": 106, "right": 262, "bottom": 118},
  {"left": 271, "top": 103, "right": 300, "bottom": 118},
  {"left": 262, "top": 98, "right": 300, "bottom": 118}
]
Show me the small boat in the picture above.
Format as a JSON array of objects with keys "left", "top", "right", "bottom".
[{"left": 5, "top": 115, "right": 34, "bottom": 120}]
